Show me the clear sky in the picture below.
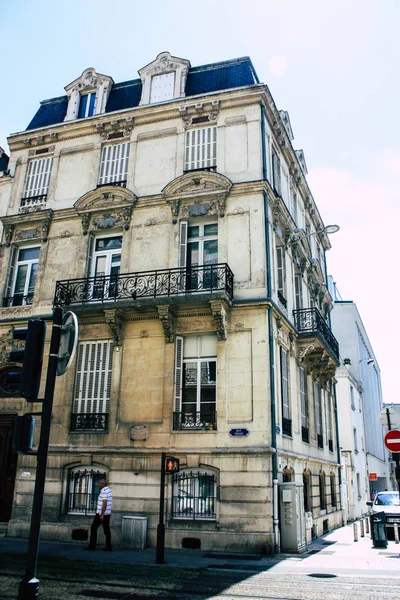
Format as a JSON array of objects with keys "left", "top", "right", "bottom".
[{"left": 1, "top": 0, "right": 398, "bottom": 403}]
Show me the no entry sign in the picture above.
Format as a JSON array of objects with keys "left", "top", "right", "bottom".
[{"left": 384, "top": 429, "right": 400, "bottom": 452}]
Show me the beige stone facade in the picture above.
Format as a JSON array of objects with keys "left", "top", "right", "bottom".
[{"left": 0, "top": 53, "right": 341, "bottom": 553}]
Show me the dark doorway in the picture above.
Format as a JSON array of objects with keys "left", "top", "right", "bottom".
[{"left": 0, "top": 414, "right": 18, "bottom": 521}]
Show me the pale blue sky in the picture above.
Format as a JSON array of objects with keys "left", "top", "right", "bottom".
[{"left": 1, "top": 0, "right": 398, "bottom": 402}]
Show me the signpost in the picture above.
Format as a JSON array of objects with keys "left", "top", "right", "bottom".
[
  {"left": 384, "top": 430, "right": 400, "bottom": 453},
  {"left": 156, "top": 453, "right": 180, "bottom": 564},
  {"left": 378, "top": 406, "right": 400, "bottom": 430}
]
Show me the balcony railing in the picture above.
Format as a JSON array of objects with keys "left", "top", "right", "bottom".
[
  {"left": 282, "top": 417, "right": 292, "bottom": 436},
  {"left": 70, "top": 413, "right": 109, "bottom": 432},
  {"left": 54, "top": 264, "right": 234, "bottom": 307},
  {"left": 2, "top": 294, "right": 33, "bottom": 308},
  {"left": 20, "top": 194, "right": 47, "bottom": 211},
  {"left": 96, "top": 180, "right": 127, "bottom": 188},
  {"left": 293, "top": 307, "right": 339, "bottom": 363},
  {"left": 173, "top": 411, "right": 217, "bottom": 431}
]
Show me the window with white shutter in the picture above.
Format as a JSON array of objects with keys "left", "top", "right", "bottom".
[
  {"left": 150, "top": 72, "right": 175, "bottom": 103},
  {"left": 280, "top": 347, "right": 291, "bottom": 435},
  {"left": 276, "top": 246, "right": 286, "bottom": 306},
  {"left": 314, "top": 380, "right": 323, "bottom": 448},
  {"left": 327, "top": 390, "right": 333, "bottom": 451},
  {"left": 294, "top": 274, "right": 302, "bottom": 311},
  {"left": 71, "top": 340, "right": 113, "bottom": 432},
  {"left": 272, "top": 149, "right": 281, "bottom": 195},
  {"left": 23, "top": 157, "right": 53, "bottom": 199},
  {"left": 98, "top": 143, "right": 130, "bottom": 186},
  {"left": 184, "top": 127, "right": 217, "bottom": 171},
  {"left": 173, "top": 335, "right": 217, "bottom": 430}
]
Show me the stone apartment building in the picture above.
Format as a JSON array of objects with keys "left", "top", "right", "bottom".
[{"left": 0, "top": 52, "right": 341, "bottom": 553}]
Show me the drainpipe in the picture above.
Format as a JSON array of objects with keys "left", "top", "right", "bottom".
[{"left": 261, "top": 103, "right": 279, "bottom": 553}]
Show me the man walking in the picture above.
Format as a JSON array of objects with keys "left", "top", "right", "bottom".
[{"left": 85, "top": 479, "right": 112, "bottom": 551}]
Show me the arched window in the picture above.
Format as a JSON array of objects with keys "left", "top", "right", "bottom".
[
  {"left": 319, "top": 471, "right": 327, "bottom": 510},
  {"left": 303, "top": 470, "right": 312, "bottom": 512},
  {"left": 330, "top": 473, "right": 337, "bottom": 507},
  {"left": 172, "top": 469, "right": 216, "bottom": 520},
  {"left": 67, "top": 467, "right": 106, "bottom": 515}
]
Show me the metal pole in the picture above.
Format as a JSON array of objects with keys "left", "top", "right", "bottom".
[
  {"left": 353, "top": 522, "right": 358, "bottom": 542},
  {"left": 360, "top": 519, "right": 365, "bottom": 537},
  {"left": 156, "top": 452, "right": 166, "bottom": 564},
  {"left": 18, "top": 307, "right": 63, "bottom": 600},
  {"left": 386, "top": 408, "right": 400, "bottom": 496}
]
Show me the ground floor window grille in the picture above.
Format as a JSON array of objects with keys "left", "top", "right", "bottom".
[
  {"left": 172, "top": 470, "right": 216, "bottom": 520},
  {"left": 67, "top": 469, "right": 106, "bottom": 514}
]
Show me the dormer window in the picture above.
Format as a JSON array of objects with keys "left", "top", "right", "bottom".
[
  {"left": 139, "top": 52, "right": 190, "bottom": 106},
  {"left": 64, "top": 68, "right": 113, "bottom": 122},
  {"left": 150, "top": 72, "right": 175, "bottom": 103},
  {"left": 78, "top": 92, "right": 96, "bottom": 118}
]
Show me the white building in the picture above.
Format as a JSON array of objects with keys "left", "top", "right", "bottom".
[{"left": 0, "top": 52, "right": 342, "bottom": 552}]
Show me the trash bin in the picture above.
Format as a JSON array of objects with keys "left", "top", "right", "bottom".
[{"left": 370, "top": 511, "right": 387, "bottom": 548}]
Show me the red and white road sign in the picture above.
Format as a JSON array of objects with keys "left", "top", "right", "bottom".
[{"left": 384, "top": 429, "right": 400, "bottom": 452}]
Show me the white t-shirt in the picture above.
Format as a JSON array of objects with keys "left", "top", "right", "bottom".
[{"left": 97, "top": 486, "right": 112, "bottom": 515}]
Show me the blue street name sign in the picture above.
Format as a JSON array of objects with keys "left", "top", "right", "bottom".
[{"left": 229, "top": 428, "right": 250, "bottom": 437}]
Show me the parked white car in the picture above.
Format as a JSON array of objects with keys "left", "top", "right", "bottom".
[{"left": 367, "top": 491, "right": 400, "bottom": 531}]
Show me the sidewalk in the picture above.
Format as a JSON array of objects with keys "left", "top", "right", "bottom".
[{"left": 0, "top": 523, "right": 399, "bottom": 575}]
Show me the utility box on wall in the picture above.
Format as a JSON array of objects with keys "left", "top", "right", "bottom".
[
  {"left": 279, "top": 482, "right": 307, "bottom": 552},
  {"left": 121, "top": 516, "right": 148, "bottom": 548}
]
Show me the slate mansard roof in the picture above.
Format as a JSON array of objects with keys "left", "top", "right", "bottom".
[{"left": 27, "top": 57, "right": 259, "bottom": 131}]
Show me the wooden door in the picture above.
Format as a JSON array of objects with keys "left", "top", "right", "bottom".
[{"left": 0, "top": 414, "right": 18, "bottom": 522}]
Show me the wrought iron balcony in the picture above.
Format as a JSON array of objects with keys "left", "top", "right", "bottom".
[
  {"left": 54, "top": 264, "right": 233, "bottom": 307},
  {"left": 20, "top": 194, "right": 47, "bottom": 210},
  {"left": 293, "top": 307, "right": 339, "bottom": 363},
  {"left": 2, "top": 294, "right": 33, "bottom": 308},
  {"left": 97, "top": 180, "right": 127, "bottom": 188},
  {"left": 173, "top": 411, "right": 217, "bottom": 431},
  {"left": 70, "top": 413, "right": 109, "bottom": 432}
]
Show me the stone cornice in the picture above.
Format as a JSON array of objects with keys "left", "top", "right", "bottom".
[{"left": 7, "top": 85, "right": 265, "bottom": 152}]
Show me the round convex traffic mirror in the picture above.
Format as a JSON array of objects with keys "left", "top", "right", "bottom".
[{"left": 0, "top": 367, "right": 22, "bottom": 396}]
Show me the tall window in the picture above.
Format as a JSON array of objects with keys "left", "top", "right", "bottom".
[
  {"left": 173, "top": 334, "right": 217, "bottom": 430},
  {"left": 327, "top": 391, "right": 333, "bottom": 452},
  {"left": 353, "top": 427, "right": 358, "bottom": 453},
  {"left": 330, "top": 473, "right": 337, "bottom": 507},
  {"left": 179, "top": 222, "right": 218, "bottom": 291},
  {"left": 90, "top": 236, "right": 122, "bottom": 300},
  {"left": 172, "top": 469, "right": 216, "bottom": 520},
  {"left": 280, "top": 347, "right": 291, "bottom": 435},
  {"left": 314, "top": 381, "right": 323, "bottom": 448},
  {"left": 184, "top": 127, "right": 217, "bottom": 171},
  {"left": 150, "top": 72, "right": 175, "bottom": 103},
  {"left": 294, "top": 274, "right": 303, "bottom": 310},
  {"left": 98, "top": 143, "right": 130, "bottom": 186},
  {"left": 350, "top": 385, "right": 355, "bottom": 409},
  {"left": 272, "top": 149, "right": 281, "bottom": 195},
  {"left": 290, "top": 190, "right": 298, "bottom": 224},
  {"left": 5, "top": 246, "right": 40, "bottom": 307},
  {"left": 276, "top": 246, "right": 286, "bottom": 306},
  {"left": 300, "top": 367, "right": 309, "bottom": 443},
  {"left": 67, "top": 468, "right": 106, "bottom": 514},
  {"left": 71, "top": 340, "right": 114, "bottom": 431},
  {"left": 303, "top": 470, "right": 312, "bottom": 512},
  {"left": 319, "top": 472, "right": 327, "bottom": 510},
  {"left": 23, "top": 157, "right": 53, "bottom": 201},
  {"left": 78, "top": 92, "right": 96, "bottom": 118}
]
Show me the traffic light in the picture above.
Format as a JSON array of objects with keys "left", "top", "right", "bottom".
[
  {"left": 165, "top": 456, "right": 180, "bottom": 474},
  {"left": 13, "top": 414, "right": 35, "bottom": 453},
  {"left": 9, "top": 319, "right": 47, "bottom": 401}
]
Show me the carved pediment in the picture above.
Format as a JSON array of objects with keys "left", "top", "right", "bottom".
[
  {"left": 163, "top": 171, "right": 232, "bottom": 199},
  {"left": 1, "top": 209, "right": 53, "bottom": 245},
  {"left": 74, "top": 187, "right": 136, "bottom": 235}
]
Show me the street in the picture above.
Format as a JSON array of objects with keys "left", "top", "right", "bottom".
[{"left": 1, "top": 524, "right": 399, "bottom": 600}]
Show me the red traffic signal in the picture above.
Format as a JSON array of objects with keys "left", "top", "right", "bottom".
[{"left": 165, "top": 456, "right": 180, "bottom": 474}]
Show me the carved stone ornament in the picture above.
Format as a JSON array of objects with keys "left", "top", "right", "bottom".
[
  {"left": 92, "top": 213, "right": 123, "bottom": 231},
  {"left": 297, "top": 343, "right": 315, "bottom": 365},
  {"left": 0, "top": 328, "right": 25, "bottom": 367},
  {"left": 96, "top": 117, "right": 134, "bottom": 140},
  {"left": 75, "top": 187, "right": 137, "bottom": 234},
  {"left": 104, "top": 309, "right": 124, "bottom": 347},
  {"left": 139, "top": 330, "right": 149, "bottom": 338},
  {"left": 3, "top": 224, "right": 14, "bottom": 247},
  {"left": 234, "top": 322, "right": 244, "bottom": 332},
  {"left": 41, "top": 214, "right": 52, "bottom": 242},
  {"left": 157, "top": 305, "right": 176, "bottom": 344},
  {"left": 14, "top": 227, "right": 41, "bottom": 242},
  {"left": 210, "top": 299, "right": 229, "bottom": 341},
  {"left": 81, "top": 214, "right": 91, "bottom": 236}
]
